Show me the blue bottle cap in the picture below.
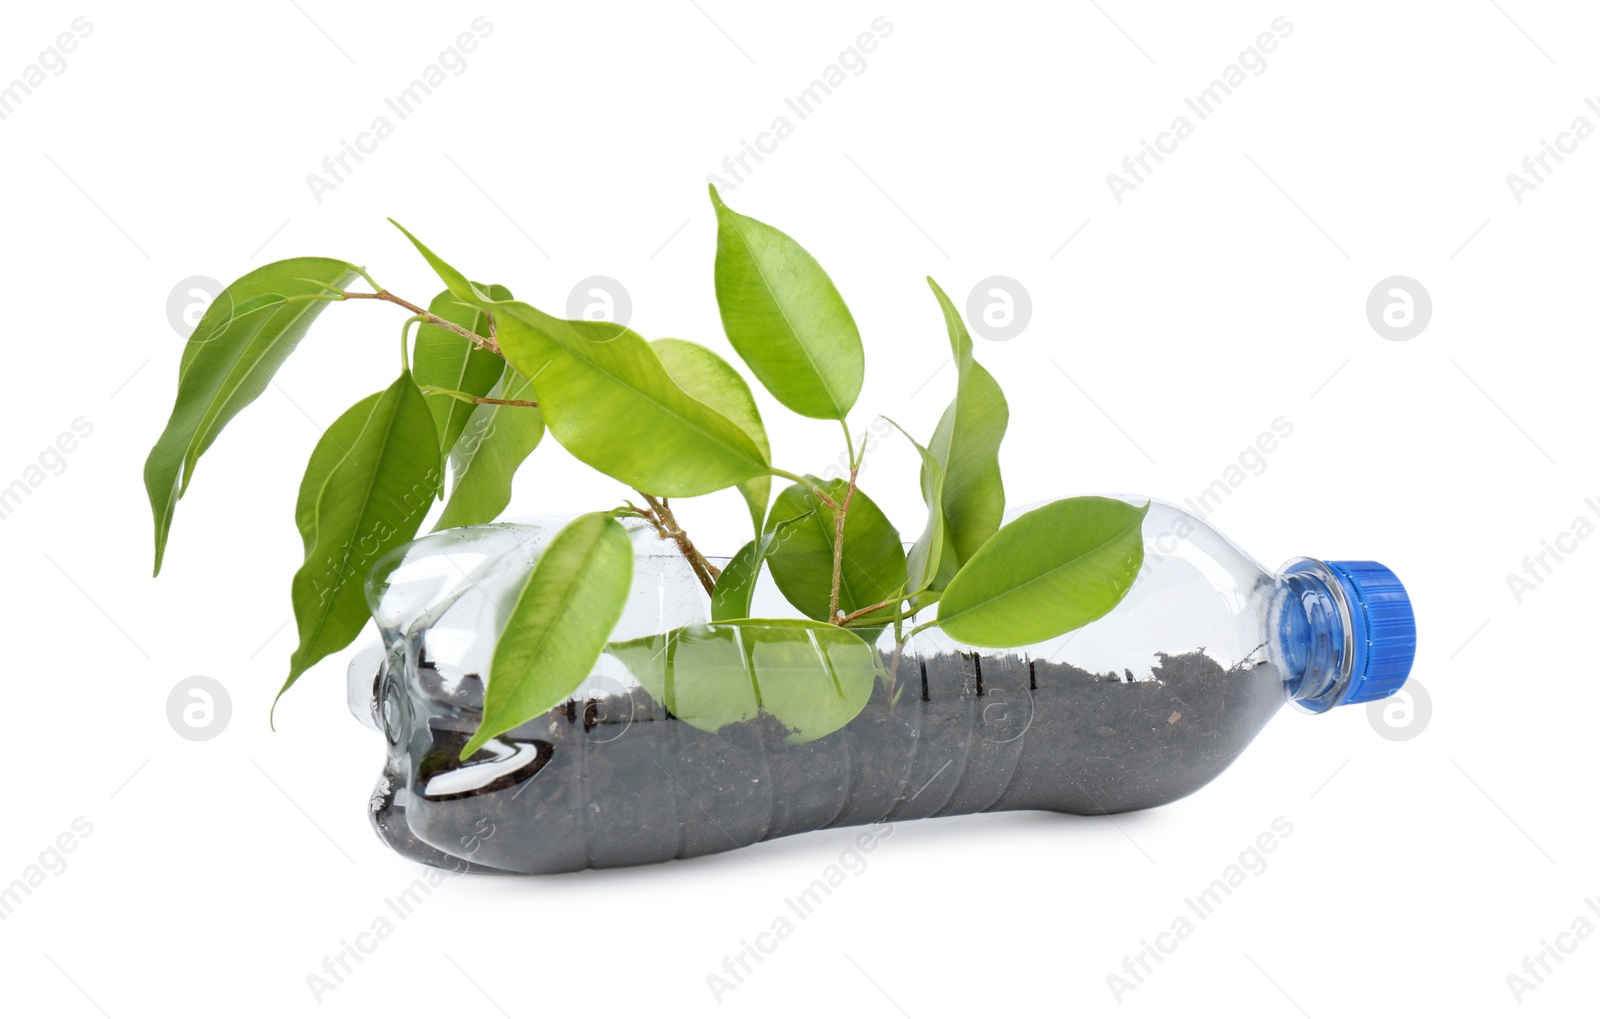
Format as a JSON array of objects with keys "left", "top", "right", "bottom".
[{"left": 1323, "top": 560, "right": 1416, "bottom": 705}]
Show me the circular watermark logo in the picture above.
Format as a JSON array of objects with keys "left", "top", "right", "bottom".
[
  {"left": 566, "top": 275, "right": 632, "bottom": 329},
  {"left": 966, "top": 276, "right": 1031, "bottom": 342},
  {"left": 577, "top": 673, "right": 637, "bottom": 744},
  {"left": 980, "top": 682, "right": 1034, "bottom": 744},
  {"left": 166, "top": 675, "right": 232, "bottom": 741},
  {"left": 167, "top": 276, "right": 223, "bottom": 338},
  {"left": 1367, "top": 679, "right": 1431, "bottom": 742},
  {"left": 1365, "top": 275, "right": 1431, "bottom": 341}
]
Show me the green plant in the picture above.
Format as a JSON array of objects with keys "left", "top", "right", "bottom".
[{"left": 146, "top": 187, "right": 1148, "bottom": 757}]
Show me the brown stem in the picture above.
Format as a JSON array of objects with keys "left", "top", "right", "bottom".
[
  {"left": 343, "top": 290, "right": 502, "bottom": 356},
  {"left": 772, "top": 469, "right": 839, "bottom": 511},
  {"left": 472, "top": 396, "right": 539, "bottom": 408},
  {"left": 828, "top": 464, "right": 858, "bottom": 622},
  {"left": 838, "top": 597, "right": 899, "bottom": 626},
  {"left": 639, "top": 493, "right": 720, "bottom": 597}
]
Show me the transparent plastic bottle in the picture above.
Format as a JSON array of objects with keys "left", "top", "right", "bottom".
[{"left": 349, "top": 498, "right": 1416, "bottom": 874}]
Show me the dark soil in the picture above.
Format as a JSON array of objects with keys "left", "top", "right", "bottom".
[{"left": 368, "top": 650, "right": 1285, "bottom": 874}]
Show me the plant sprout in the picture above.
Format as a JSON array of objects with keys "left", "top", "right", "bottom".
[{"left": 146, "top": 187, "right": 1147, "bottom": 758}]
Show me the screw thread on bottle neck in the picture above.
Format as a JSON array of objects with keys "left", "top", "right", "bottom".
[{"left": 1273, "top": 559, "right": 1355, "bottom": 713}]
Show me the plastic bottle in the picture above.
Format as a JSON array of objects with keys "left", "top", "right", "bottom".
[{"left": 349, "top": 498, "right": 1416, "bottom": 874}]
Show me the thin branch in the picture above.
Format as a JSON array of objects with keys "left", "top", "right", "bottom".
[
  {"left": 474, "top": 396, "right": 539, "bottom": 407},
  {"left": 418, "top": 385, "right": 538, "bottom": 408},
  {"left": 884, "top": 638, "right": 905, "bottom": 707},
  {"left": 770, "top": 467, "right": 839, "bottom": 510},
  {"left": 842, "top": 578, "right": 936, "bottom": 629},
  {"left": 634, "top": 502, "right": 670, "bottom": 541},
  {"left": 639, "top": 493, "right": 720, "bottom": 597},
  {"left": 838, "top": 597, "right": 900, "bottom": 625},
  {"left": 828, "top": 463, "right": 859, "bottom": 621},
  {"left": 342, "top": 290, "right": 501, "bottom": 356},
  {"left": 399, "top": 315, "right": 424, "bottom": 375},
  {"left": 353, "top": 265, "right": 384, "bottom": 291}
]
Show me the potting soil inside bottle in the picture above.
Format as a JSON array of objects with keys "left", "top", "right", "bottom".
[{"left": 373, "top": 647, "right": 1283, "bottom": 874}]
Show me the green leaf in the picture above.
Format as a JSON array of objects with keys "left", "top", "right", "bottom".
[
  {"left": 393, "top": 225, "right": 769, "bottom": 497},
  {"left": 389, "top": 219, "right": 487, "bottom": 305},
  {"left": 464, "top": 512, "right": 635, "bottom": 758},
  {"left": 293, "top": 393, "right": 374, "bottom": 557},
  {"left": 746, "top": 623, "right": 876, "bottom": 743},
  {"left": 883, "top": 418, "right": 947, "bottom": 602},
  {"left": 651, "top": 337, "right": 771, "bottom": 537},
  {"left": 710, "top": 186, "right": 864, "bottom": 420},
  {"left": 434, "top": 368, "right": 544, "bottom": 531},
  {"left": 764, "top": 476, "right": 907, "bottom": 622},
  {"left": 925, "top": 277, "right": 1010, "bottom": 568},
  {"left": 609, "top": 620, "right": 876, "bottom": 743},
  {"left": 610, "top": 625, "right": 756, "bottom": 734},
  {"left": 710, "top": 540, "right": 762, "bottom": 623},
  {"left": 413, "top": 283, "right": 512, "bottom": 461},
  {"left": 145, "top": 257, "right": 356, "bottom": 573},
  {"left": 488, "top": 300, "right": 769, "bottom": 497},
  {"left": 281, "top": 372, "right": 441, "bottom": 703},
  {"left": 708, "top": 511, "right": 807, "bottom": 621},
  {"left": 936, "top": 497, "right": 1149, "bottom": 648},
  {"left": 178, "top": 292, "right": 290, "bottom": 376}
]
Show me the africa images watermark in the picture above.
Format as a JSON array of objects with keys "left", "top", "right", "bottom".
[
  {"left": 706, "top": 16, "right": 894, "bottom": 191},
  {"left": 1504, "top": 92, "right": 1600, "bottom": 204},
  {"left": 306, "top": 817, "right": 495, "bottom": 1003},
  {"left": 1504, "top": 494, "right": 1600, "bottom": 605},
  {"left": 0, "top": 817, "right": 94, "bottom": 922},
  {"left": 1505, "top": 896, "right": 1600, "bottom": 1004},
  {"left": 1106, "top": 816, "right": 1295, "bottom": 1003},
  {"left": 1131, "top": 416, "right": 1294, "bottom": 595},
  {"left": 1106, "top": 17, "right": 1294, "bottom": 204},
  {"left": 705, "top": 822, "right": 894, "bottom": 1004},
  {"left": 307, "top": 17, "right": 494, "bottom": 204},
  {"left": 1366, "top": 275, "right": 1432, "bottom": 342},
  {"left": 1367, "top": 678, "right": 1431, "bottom": 742},
  {"left": 0, "top": 17, "right": 93, "bottom": 123},
  {"left": 1171, "top": 416, "right": 1294, "bottom": 522},
  {"left": 0, "top": 417, "right": 94, "bottom": 523},
  {"left": 167, "top": 675, "right": 232, "bottom": 742},
  {"left": 309, "top": 467, "right": 442, "bottom": 608}
]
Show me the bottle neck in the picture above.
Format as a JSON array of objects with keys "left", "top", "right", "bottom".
[{"left": 1273, "top": 559, "right": 1356, "bottom": 712}]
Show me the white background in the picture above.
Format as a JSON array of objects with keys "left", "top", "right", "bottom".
[{"left": 1, "top": 2, "right": 1595, "bottom": 1014}]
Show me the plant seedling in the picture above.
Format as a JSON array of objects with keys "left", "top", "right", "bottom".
[{"left": 146, "top": 188, "right": 1147, "bottom": 757}]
